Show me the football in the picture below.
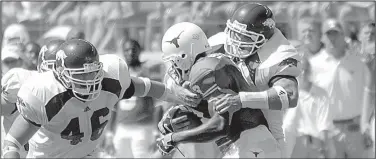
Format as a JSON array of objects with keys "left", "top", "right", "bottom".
[{"left": 170, "top": 105, "right": 203, "bottom": 132}]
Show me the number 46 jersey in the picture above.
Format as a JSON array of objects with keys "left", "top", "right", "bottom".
[{"left": 16, "top": 54, "right": 133, "bottom": 158}]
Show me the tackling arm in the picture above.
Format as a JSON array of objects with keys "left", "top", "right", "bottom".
[
  {"left": 127, "top": 76, "right": 199, "bottom": 107},
  {"left": 239, "top": 76, "right": 299, "bottom": 110}
]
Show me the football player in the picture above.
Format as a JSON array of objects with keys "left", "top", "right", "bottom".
[
  {"left": 1, "top": 39, "right": 65, "bottom": 158},
  {"left": 213, "top": 3, "right": 302, "bottom": 157},
  {"left": 2, "top": 39, "right": 200, "bottom": 158},
  {"left": 157, "top": 22, "right": 280, "bottom": 158}
]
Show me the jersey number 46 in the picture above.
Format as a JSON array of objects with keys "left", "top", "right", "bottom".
[{"left": 60, "top": 107, "right": 110, "bottom": 145}]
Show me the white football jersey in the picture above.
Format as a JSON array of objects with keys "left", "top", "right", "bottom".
[
  {"left": 16, "top": 54, "right": 133, "bottom": 158},
  {"left": 236, "top": 28, "right": 302, "bottom": 142}
]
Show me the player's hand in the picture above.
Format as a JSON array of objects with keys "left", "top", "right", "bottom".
[
  {"left": 214, "top": 94, "right": 242, "bottom": 114},
  {"left": 172, "top": 83, "right": 202, "bottom": 107},
  {"left": 156, "top": 133, "right": 175, "bottom": 156},
  {"left": 158, "top": 106, "right": 189, "bottom": 134}
]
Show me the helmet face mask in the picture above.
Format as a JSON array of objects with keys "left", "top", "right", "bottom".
[
  {"left": 54, "top": 39, "right": 104, "bottom": 102},
  {"left": 224, "top": 19, "right": 266, "bottom": 58},
  {"left": 163, "top": 51, "right": 192, "bottom": 85},
  {"left": 39, "top": 60, "right": 55, "bottom": 72},
  {"left": 60, "top": 62, "right": 104, "bottom": 101}
]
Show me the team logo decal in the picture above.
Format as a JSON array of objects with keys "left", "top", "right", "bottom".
[
  {"left": 262, "top": 18, "right": 275, "bottom": 29},
  {"left": 249, "top": 148, "right": 264, "bottom": 158},
  {"left": 55, "top": 50, "right": 67, "bottom": 72},
  {"left": 278, "top": 58, "right": 298, "bottom": 67},
  {"left": 165, "top": 30, "right": 184, "bottom": 48},
  {"left": 16, "top": 97, "right": 26, "bottom": 107}
]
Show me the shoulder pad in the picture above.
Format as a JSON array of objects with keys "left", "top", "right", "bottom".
[
  {"left": 100, "top": 54, "right": 132, "bottom": 99},
  {"left": 17, "top": 72, "right": 64, "bottom": 126}
]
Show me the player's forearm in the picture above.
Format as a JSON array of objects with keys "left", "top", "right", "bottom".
[
  {"left": 239, "top": 86, "right": 298, "bottom": 110},
  {"left": 239, "top": 79, "right": 299, "bottom": 110},
  {"left": 172, "top": 114, "right": 227, "bottom": 144},
  {"left": 131, "top": 76, "right": 183, "bottom": 104},
  {"left": 3, "top": 116, "right": 39, "bottom": 158}
]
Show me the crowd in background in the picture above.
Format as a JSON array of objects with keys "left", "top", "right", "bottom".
[{"left": 1, "top": 1, "right": 375, "bottom": 158}]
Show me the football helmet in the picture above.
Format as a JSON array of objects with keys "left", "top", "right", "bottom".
[
  {"left": 37, "top": 39, "right": 65, "bottom": 72},
  {"left": 54, "top": 39, "right": 104, "bottom": 101},
  {"left": 161, "top": 22, "right": 212, "bottom": 85},
  {"left": 224, "top": 3, "right": 275, "bottom": 58}
]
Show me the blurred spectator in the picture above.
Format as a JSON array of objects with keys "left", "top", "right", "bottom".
[
  {"left": 122, "top": 39, "right": 142, "bottom": 67},
  {"left": 66, "top": 27, "right": 86, "bottom": 40},
  {"left": 102, "top": 39, "right": 162, "bottom": 158},
  {"left": 296, "top": 18, "right": 324, "bottom": 58},
  {"left": 2, "top": 23, "right": 30, "bottom": 46},
  {"left": 309, "top": 19, "right": 370, "bottom": 158},
  {"left": 360, "top": 55, "right": 376, "bottom": 158},
  {"left": 1, "top": 44, "right": 25, "bottom": 74},
  {"left": 283, "top": 56, "right": 336, "bottom": 158},
  {"left": 357, "top": 22, "right": 375, "bottom": 67},
  {"left": 359, "top": 22, "right": 375, "bottom": 158},
  {"left": 23, "top": 42, "right": 41, "bottom": 70}
]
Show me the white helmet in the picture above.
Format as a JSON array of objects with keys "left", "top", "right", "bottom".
[{"left": 161, "top": 22, "right": 212, "bottom": 85}]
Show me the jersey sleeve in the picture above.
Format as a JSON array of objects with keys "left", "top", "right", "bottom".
[
  {"left": 262, "top": 51, "right": 303, "bottom": 86},
  {"left": 100, "top": 54, "right": 133, "bottom": 100},
  {"left": 17, "top": 82, "right": 49, "bottom": 126},
  {"left": 273, "top": 55, "right": 302, "bottom": 78},
  {"left": 1, "top": 68, "right": 35, "bottom": 103},
  {"left": 118, "top": 57, "right": 134, "bottom": 99}
]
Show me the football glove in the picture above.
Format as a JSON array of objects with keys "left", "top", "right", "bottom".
[
  {"left": 156, "top": 133, "right": 175, "bottom": 156},
  {"left": 158, "top": 105, "right": 202, "bottom": 135}
]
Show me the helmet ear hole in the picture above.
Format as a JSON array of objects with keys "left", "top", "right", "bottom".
[{"left": 181, "top": 54, "right": 186, "bottom": 58}]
